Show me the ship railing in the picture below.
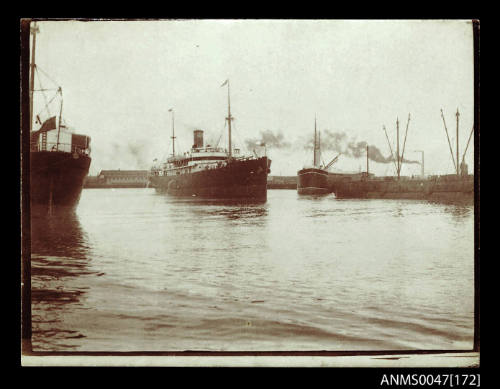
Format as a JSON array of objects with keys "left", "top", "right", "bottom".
[{"left": 30, "top": 141, "right": 90, "bottom": 156}]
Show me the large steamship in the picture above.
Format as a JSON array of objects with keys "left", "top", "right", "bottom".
[
  {"left": 29, "top": 22, "right": 91, "bottom": 211},
  {"left": 297, "top": 118, "right": 339, "bottom": 195},
  {"left": 149, "top": 81, "right": 271, "bottom": 200}
]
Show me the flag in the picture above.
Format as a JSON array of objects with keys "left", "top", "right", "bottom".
[
  {"left": 220, "top": 79, "right": 228, "bottom": 87},
  {"left": 168, "top": 108, "right": 173, "bottom": 112},
  {"left": 260, "top": 142, "right": 266, "bottom": 147},
  {"left": 39, "top": 116, "right": 57, "bottom": 133}
]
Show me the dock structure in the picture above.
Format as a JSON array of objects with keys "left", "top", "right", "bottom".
[
  {"left": 84, "top": 170, "right": 149, "bottom": 188},
  {"left": 329, "top": 173, "right": 474, "bottom": 202},
  {"left": 267, "top": 175, "right": 297, "bottom": 189}
]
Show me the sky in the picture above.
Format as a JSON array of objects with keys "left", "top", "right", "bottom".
[{"left": 28, "top": 19, "right": 475, "bottom": 177}]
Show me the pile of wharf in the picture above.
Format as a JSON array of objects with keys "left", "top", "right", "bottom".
[
  {"left": 84, "top": 170, "right": 149, "bottom": 188},
  {"left": 328, "top": 172, "right": 474, "bottom": 202},
  {"left": 267, "top": 175, "right": 297, "bottom": 189}
]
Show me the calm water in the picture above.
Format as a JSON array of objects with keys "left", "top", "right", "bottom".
[{"left": 30, "top": 188, "right": 475, "bottom": 351}]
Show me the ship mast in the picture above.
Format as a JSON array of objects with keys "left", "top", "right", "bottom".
[
  {"left": 399, "top": 113, "right": 411, "bottom": 178},
  {"left": 383, "top": 125, "right": 398, "bottom": 174},
  {"left": 456, "top": 109, "right": 460, "bottom": 175},
  {"left": 223, "top": 80, "right": 233, "bottom": 159},
  {"left": 440, "top": 109, "right": 458, "bottom": 174},
  {"left": 313, "top": 117, "right": 317, "bottom": 167},
  {"left": 366, "top": 145, "right": 369, "bottom": 175},
  {"left": 56, "top": 87, "right": 63, "bottom": 151},
  {"left": 169, "top": 108, "right": 175, "bottom": 157},
  {"left": 396, "top": 117, "right": 400, "bottom": 180},
  {"left": 318, "top": 129, "right": 321, "bottom": 167},
  {"left": 29, "top": 22, "right": 39, "bottom": 132}
]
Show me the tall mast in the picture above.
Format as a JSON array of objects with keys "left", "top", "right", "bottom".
[
  {"left": 29, "top": 22, "right": 39, "bottom": 132},
  {"left": 383, "top": 125, "right": 398, "bottom": 174},
  {"left": 456, "top": 108, "right": 460, "bottom": 175},
  {"left": 396, "top": 117, "right": 400, "bottom": 179},
  {"left": 366, "top": 145, "right": 369, "bottom": 174},
  {"left": 318, "top": 130, "right": 321, "bottom": 167},
  {"left": 56, "top": 87, "right": 63, "bottom": 151},
  {"left": 225, "top": 80, "right": 233, "bottom": 159},
  {"left": 169, "top": 108, "right": 176, "bottom": 157},
  {"left": 313, "top": 116, "right": 317, "bottom": 166},
  {"left": 440, "top": 108, "right": 457, "bottom": 173},
  {"left": 461, "top": 125, "right": 474, "bottom": 167},
  {"left": 399, "top": 113, "right": 411, "bottom": 178}
]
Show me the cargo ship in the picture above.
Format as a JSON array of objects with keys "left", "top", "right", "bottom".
[
  {"left": 330, "top": 112, "right": 474, "bottom": 202},
  {"left": 29, "top": 22, "right": 91, "bottom": 211},
  {"left": 149, "top": 80, "right": 271, "bottom": 200},
  {"left": 297, "top": 118, "right": 339, "bottom": 195}
]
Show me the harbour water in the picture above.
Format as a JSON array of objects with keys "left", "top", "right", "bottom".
[{"left": 30, "top": 188, "right": 475, "bottom": 352}]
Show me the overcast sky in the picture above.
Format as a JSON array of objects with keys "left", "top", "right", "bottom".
[{"left": 29, "top": 19, "right": 475, "bottom": 176}]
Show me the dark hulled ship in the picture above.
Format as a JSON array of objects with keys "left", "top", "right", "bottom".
[
  {"left": 29, "top": 22, "right": 91, "bottom": 211},
  {"left": 330, "top": 112, "right": 474, "bottom": 202},
  {"left": 297, "top": 118, "right": 338, "bottom": 195},
  {"left": 149, "top": 80, "right": 271, "bottom": 201}
]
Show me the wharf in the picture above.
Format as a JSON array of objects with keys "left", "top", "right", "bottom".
[
  {"left": 329, "top": 173, "right": 474, "bottom": 202},
  {"left": 84, "top": 170, "right": 149, "bottom": 188},
  {"left": 267, "top": 175, "right": 297, "bottom": 189}
]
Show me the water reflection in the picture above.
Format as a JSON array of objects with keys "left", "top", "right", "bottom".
[
  {"left": 30, "top": 207, "right": 94, "bottom": 351},
  {"left": 159, "top": 194, "right": 268, "bottom": 207},
  {"left": 162, "top": 195, "right": 269, "bottom": 221},
  {"left": 31, "top": 206, "right": 89, "bottom": 259},
  {"left": 442, "top": 203, "right": 474, "bottom": 222}
]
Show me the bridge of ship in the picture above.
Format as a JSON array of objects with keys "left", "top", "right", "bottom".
[{"left": 30, "top": 128, "right": 91, "bottom": 157}]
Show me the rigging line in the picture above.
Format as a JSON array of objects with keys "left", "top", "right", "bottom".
[
  {"left": 461, "top": 125, "right": 474, "bottom": 164},
  {"left": 440, "top": 109, "right": 457, "bottom": 173},
  {"left": 231, "top": 120, "right": 244, "bottom": 152},
  {"left": 35, "top": 65, "right": 61, "bottom": 88},
  {"left": 33, "top": 88, "right": 59, "bottom": 92},
  {"left": 35, "top": 66, "right": 50, "bottom": 117},
  {"left": 400, "top": 113, "right": 411, "bottom": 173},
  {"left": 383, "top": 125, "right": 398, "bottom": 173},
  {"left": 35, "top": 90, "right": 60, "bottom": 119},
  {"left": 216, "top": 120, "right": 227, "bottom": 149}
]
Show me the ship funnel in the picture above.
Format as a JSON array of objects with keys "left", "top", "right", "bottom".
[{"left": 193, "top": 130, "right": 204, "bottom": 149}]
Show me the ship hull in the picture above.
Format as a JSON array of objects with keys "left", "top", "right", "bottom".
[
  {"left": 30, "top": 151, "right": 91, "bottom": 209},
  {"left": 150, "top": 157, "right": 271, "bottom": 200},
  {"left": 297, "top": 168, "right": 330, "bottom": 195},
  {"left": 332, "top": 175, "right": 474, "bottom": 202}
]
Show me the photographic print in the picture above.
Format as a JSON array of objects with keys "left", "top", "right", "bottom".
[{"left": 20, "top": 19, "right": 479, "bottom": 368}]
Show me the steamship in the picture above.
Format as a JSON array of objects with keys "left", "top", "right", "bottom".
[
  {"left": 297, "top": 118, "right": 339, "bottom": 195},
  {"left": 149, "top": 80, "right": 271, "bottom": 200},
  {"left": 29, "top": 22, "right": 91, "bottom": 211}
]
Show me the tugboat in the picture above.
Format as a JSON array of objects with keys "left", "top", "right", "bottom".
[
  {"left": 29, "top": 22, "right": 91, "bottom": 212},
  {"left": 149, "top": 80, "right": 271, "bottom": 201},
  {"left": 297, "top": 117, "right": 338, "bottom": 195}
]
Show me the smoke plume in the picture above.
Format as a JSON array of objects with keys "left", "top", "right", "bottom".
[
  {"left": 304, "top": 129, "right": 419, "bottom": 164},
  {"left": 245, "top": 130, "right": 291, "bottom": 150}
]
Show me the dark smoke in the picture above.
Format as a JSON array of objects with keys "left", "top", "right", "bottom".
[
  {"left": 304, "top": 129, "right": 419, "bottom": 164},
  {"left": 245, "top": 130, "right": 291, "bottom": 150}
]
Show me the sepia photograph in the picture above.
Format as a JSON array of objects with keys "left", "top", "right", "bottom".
[{"left": 20, "top": 18, "right": 479, "bottom": 368}]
